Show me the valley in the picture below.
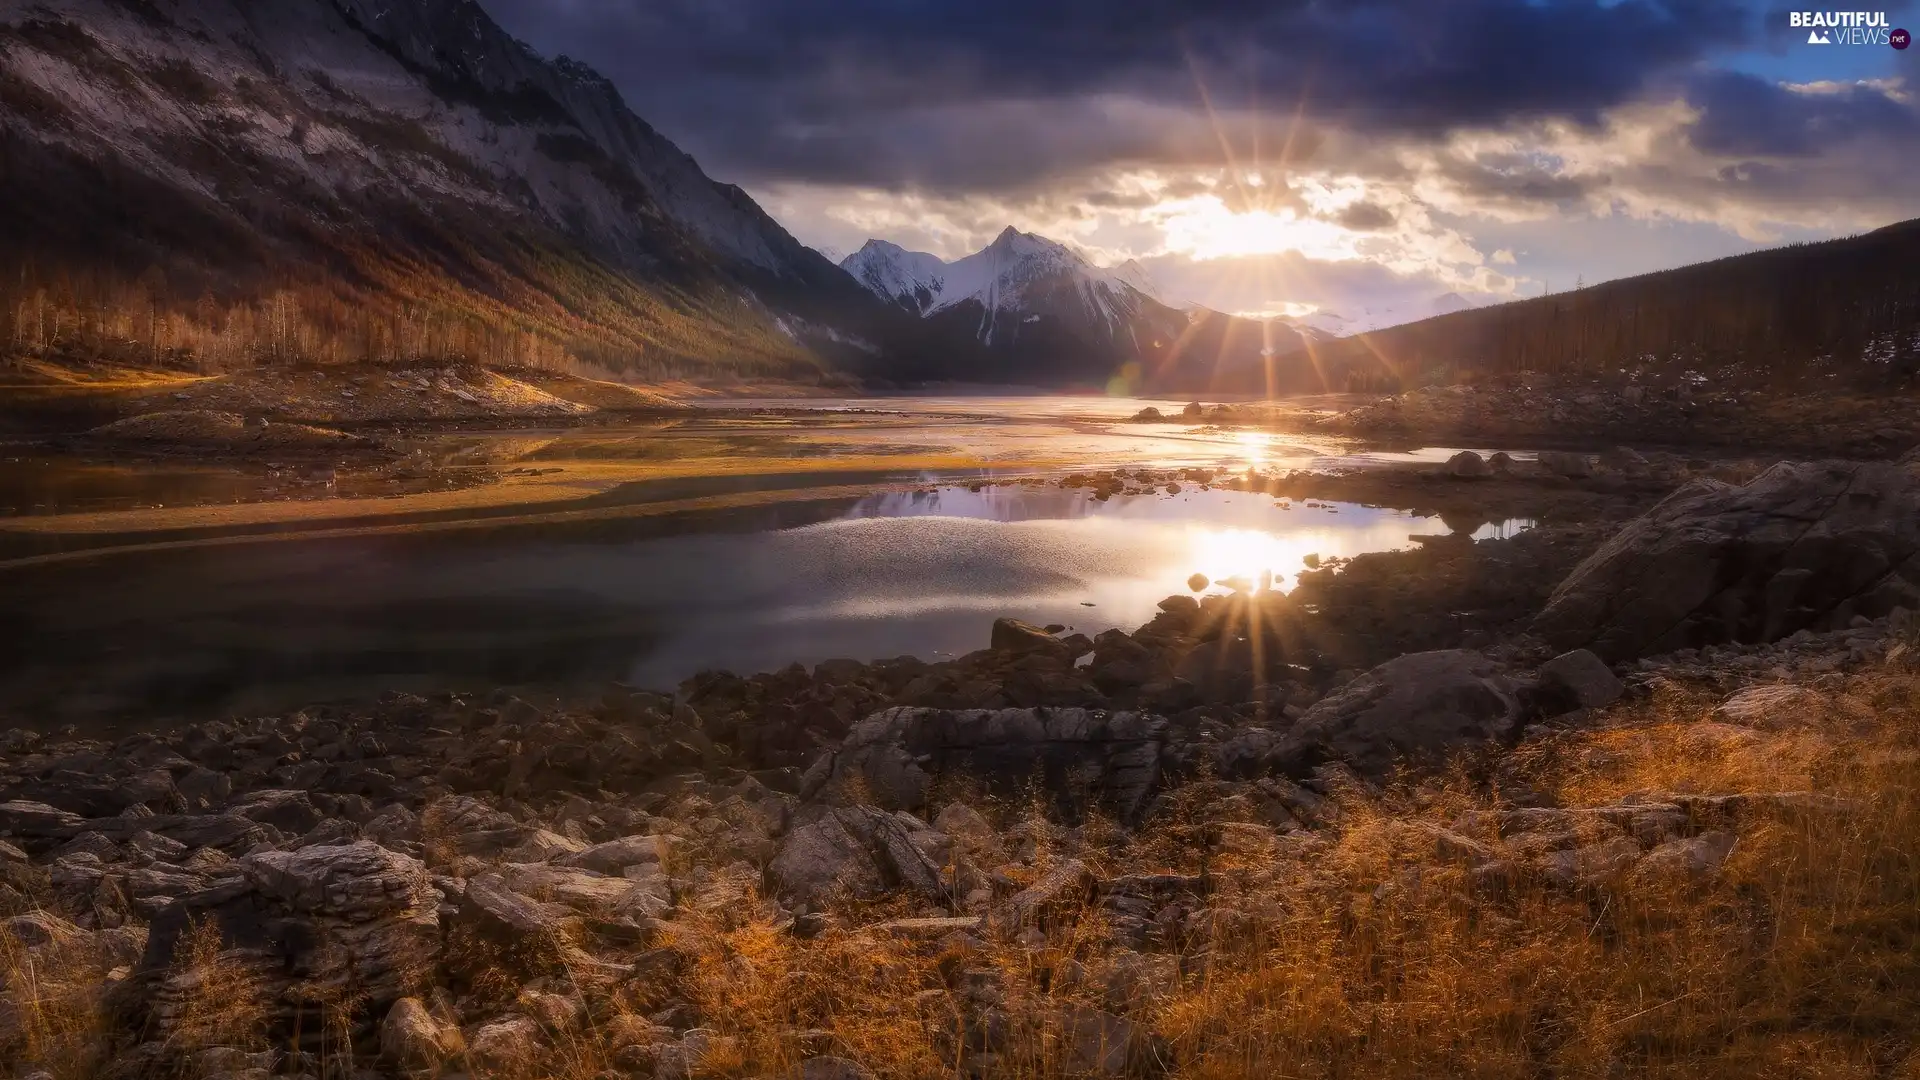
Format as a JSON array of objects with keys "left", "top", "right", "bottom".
[{"left": 4, "top": 0, "right": 1920, "bottom": 1078}]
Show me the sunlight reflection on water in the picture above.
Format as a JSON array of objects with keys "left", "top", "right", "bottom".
[{"left": 623, "top": 486, "right": 1533, "bottom": 682}]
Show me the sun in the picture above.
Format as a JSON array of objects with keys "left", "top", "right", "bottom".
[
  {"left": 1188, "top": 525, "right": 1316, "bottom": 592},
  {"left": 1150, "top": 194, "right": 1362, "bottom": 263}
]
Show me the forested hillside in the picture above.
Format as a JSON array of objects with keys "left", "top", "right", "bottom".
[{"left": 1255, "top": 218, "right": 1920, "bottom": 394}]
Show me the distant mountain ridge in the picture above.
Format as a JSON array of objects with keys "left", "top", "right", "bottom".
[
  {"left": 841, "top": 228, "right": 1333, "bottom": 391},
  {"left": 1235, "top": 218, "right": 1920, "bottom": 394}
]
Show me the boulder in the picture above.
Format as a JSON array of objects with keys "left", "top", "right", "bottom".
[
  {"left": 1537, "top": 648, "right": 1624, "bottom": 710},
  {"left": 808, "top": 707, "right": 1168, "bottom": 821},
  {"left": 1541, "top": 837, "right": 1642, "bottom": 888},
  {"left": 381, "top": 996, "right": 465, "bottom": 1075},
  {"left": 1175, "top": 635, "right": 1282, "bottom": 704},
  {"left": 1258, "top": 650, "right": 1522, "bottom": 777},
  {"left": 1534, "top": 461, "right": 1920, "bottom": 660},
  {"left": 133, "top": 842, "right": 441, "bottom": 1043},
  {"left": 992, "top": 858, "right": 1094, "bottom": 933},
  {"left": 1635, "top": 831, "right": 1736, "bottom": 883},
  {"left": 557, "top": 834, "right": 674, "bottom": 875},
  {"left": 990, "top": 618, "right": 1065, "bottom": 656},
  {"left": 460, "top": 872, "right": 579, "bottom": 937},
  {"left": 1445, "top": 450, "right": 1490, "bottom": 478},
  {"left": 466, "top": 1014, "right": 542, "bottom": 1072},
  {"left": 224, "top": 790, "right": 322, "bottom": 835},
  {"left": 768, "top": 806, "right": 945, "bottom": 905}
]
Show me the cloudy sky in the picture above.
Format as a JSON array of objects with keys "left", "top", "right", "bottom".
[{"left": 485, "top": 0, "right": 1920, "bottom": 325}]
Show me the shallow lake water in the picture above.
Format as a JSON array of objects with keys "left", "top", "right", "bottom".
[
  {"left": 0, "top": 393, "right": 1522, "bottom": 519},
  {"left": 4, "top": 483, "right": 1530, "bottom": 725}
]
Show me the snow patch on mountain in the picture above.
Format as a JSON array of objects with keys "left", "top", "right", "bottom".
[
  {"left": 841, "top": 240, "right": 948, "bottom": 314},
  {"left": 838, "top": 227, "right": 1163, "bottom": 343}
]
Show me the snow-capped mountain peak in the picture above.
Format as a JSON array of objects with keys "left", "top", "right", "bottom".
[
  {"left": 840, "top": 240, "right": 947, "bottom": 314},
  {"left": 839, "top": 227, "right": 1160, "bottom": 329}
]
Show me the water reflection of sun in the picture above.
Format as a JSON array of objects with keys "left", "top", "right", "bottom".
[
  {"left": 1232, "top": 431, "right": 1275, "bottom": 470},
  {"left": 1189, "top": 525, "right": 1321, "bottom": 592}
]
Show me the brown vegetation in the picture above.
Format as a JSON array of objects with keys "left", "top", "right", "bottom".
[{"left": 7, "top": 670, "right": 1914, "bottom": 1077}]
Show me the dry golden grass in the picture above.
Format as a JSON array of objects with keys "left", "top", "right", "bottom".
[
  {"left": 162, "top": 916, "right": 272, "bottom": 1059},
  {"left": 8, "top": 674, "right": 1918, "bottom": 1079},
  {"left": 0, "top": 913, "right": 113, "bottom": 1079},
  {"left": 592, "top": 672, "right": 1920, "bottom": 1079}
]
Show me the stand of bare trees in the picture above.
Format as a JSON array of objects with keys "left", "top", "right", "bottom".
[{"left": 1287, "top": 220, "right": 1920, "bottom": 393}]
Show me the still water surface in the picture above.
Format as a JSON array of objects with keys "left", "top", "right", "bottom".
[{"left": 5, "top": 483, "right": 1529, "bottom": 724}]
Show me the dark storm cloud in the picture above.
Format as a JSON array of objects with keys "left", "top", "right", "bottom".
[
  {"left": 1440, "top": 158, "right": 1605, "bottom": 206},
  {"left": 1684, "top": 72, "right": 1920, "bottom": 159},
  {"left": 484, "top": 0, "right": 1752, "bottom": 192},
  {"left": 1334, "top": 202, "right": 1397, "bottom": 231}
]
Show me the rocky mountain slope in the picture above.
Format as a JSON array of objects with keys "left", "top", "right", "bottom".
[
  {"left": 0, "top": 0, "right": 896, "bottom": 378},
  {"left": 841, "top": 228, "right": 1332, "bottom": 392}
]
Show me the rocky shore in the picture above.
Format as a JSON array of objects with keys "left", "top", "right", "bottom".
[
  {"left": 4, "top": 458, "right": 1920, "bottom": 1078},
  {"left": 1142, "top": 381, "right": 1920, "bottom": 459}
]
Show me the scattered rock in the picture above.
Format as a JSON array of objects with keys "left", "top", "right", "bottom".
[
  {"left": 1446, "top": 450, "right": 1490, "bottom": 478},
  {"left": 814, "top": 707, "right": 1168, "bottom": 821},
  {"left": 381, "top": 996, "right": 465, "bottom": 1074},
  {"left": 1538, "top": 648, "right": 1624, "bottom": 709}
]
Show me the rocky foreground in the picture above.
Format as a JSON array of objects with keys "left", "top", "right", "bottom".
[{"left": 4, "top": 459, "right": 1920, "bottom": 1078}]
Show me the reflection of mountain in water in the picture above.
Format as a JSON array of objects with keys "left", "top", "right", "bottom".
[{"left": 844, "top": 485, "right": 1105, "bottom": 523}]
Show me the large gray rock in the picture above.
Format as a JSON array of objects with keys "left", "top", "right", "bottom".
[
  {"left": 132, "top": 842, "right": 441, "bottom": 1044},
  {"left": 1243, "top": 650, "right": 1522, "bottom": 778},
  {"left": 1534, "top": 461, "right": 1920, "bottom": 660},
  {"left": 1537, "top": 648, "right": 1624, "bottom": 709},
  {"left": 557, "top": 834, "right": 674, "bottom": 875},
  {"left": 805, "top": 707, "right": 1168, "bottom": 821},
  {"left": 768, "top": 806, "right": 947, "bottom": 906},
  {"left": 381, "top": 996, "right": 466, "bottom": 1075},
  {"left": 989, "top": 618, "right": 1066, "bottom": 656}
]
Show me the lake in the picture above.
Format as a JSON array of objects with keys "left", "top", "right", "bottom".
[{"left": 0, "top": 395, "right": 1531, "bottom": 726}]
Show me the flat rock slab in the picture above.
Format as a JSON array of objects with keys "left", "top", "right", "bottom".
[{"left": 867, "top": 916, "right": 984, "bottom": 938}]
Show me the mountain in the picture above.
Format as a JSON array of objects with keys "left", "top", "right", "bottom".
[
  {"left": 1235, "top": 218, "right": 1920, "bottom": 394},
  {"left": 0, "top": 0, "right": 896, "bottom": 379},
  {"left": 1429, "top": 292, "right": 1477, "bottom": 316},
  {"left": 842, "top": 240, "right": 949, "bottom": 315},
  {"left": 840, "top": 227, "right": 1332, "bottom": 391}
]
